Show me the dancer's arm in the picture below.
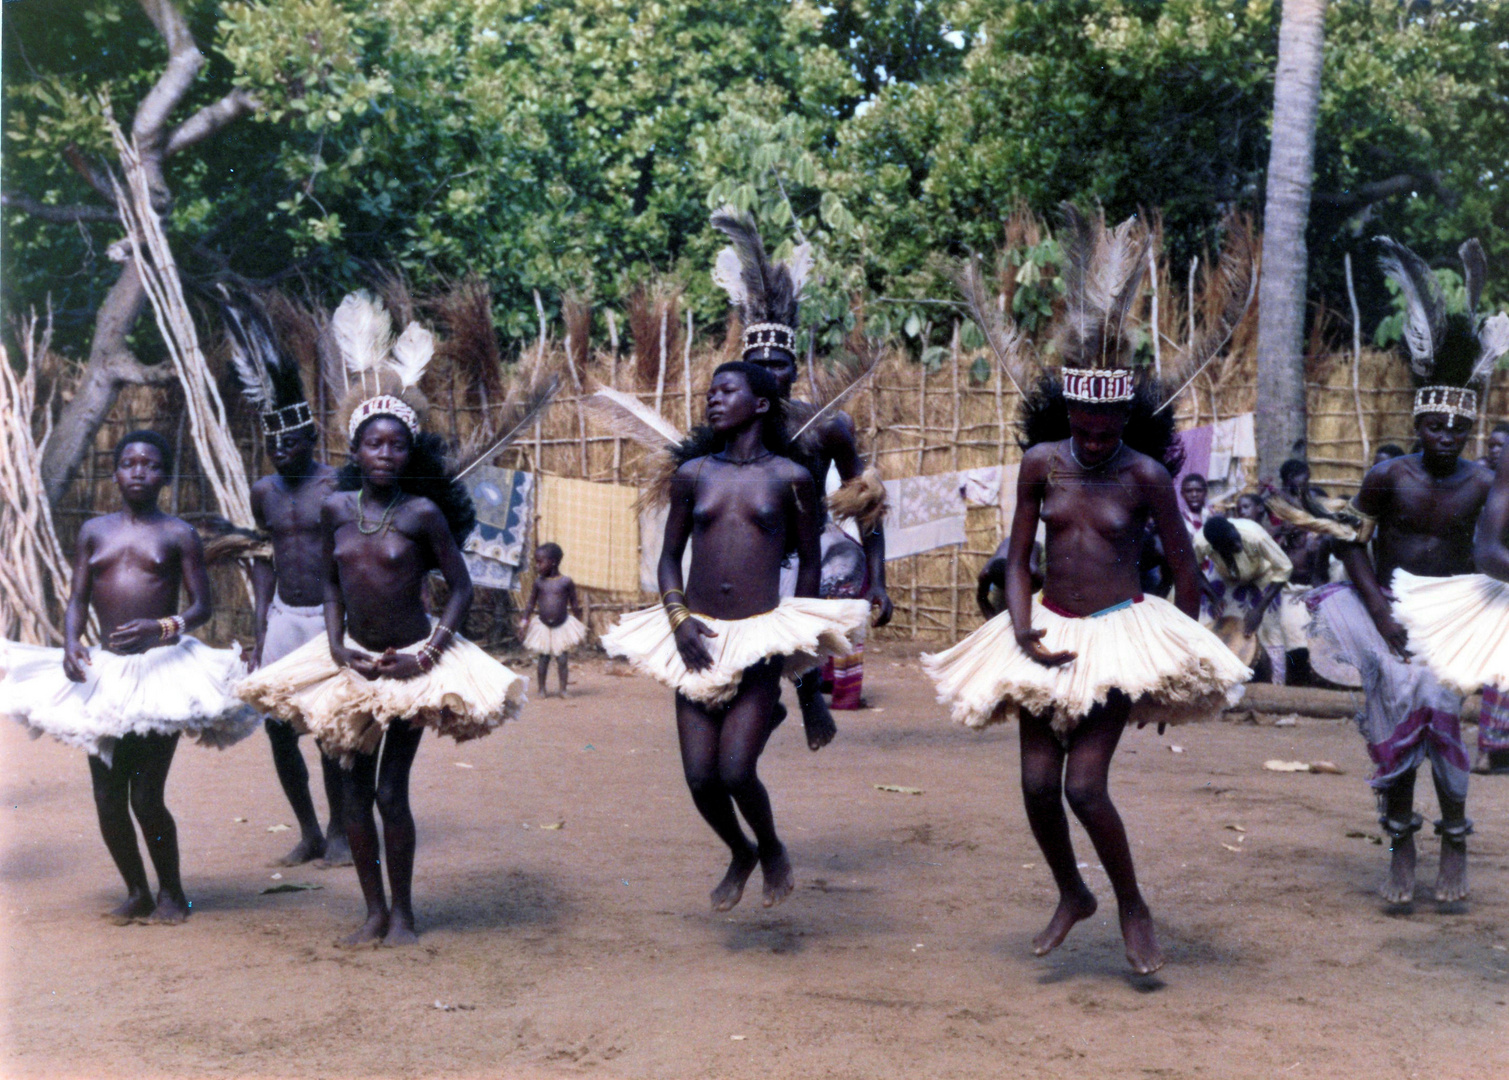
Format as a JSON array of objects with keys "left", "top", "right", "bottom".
[
  {"left": 1007, "top": 450, "right": 1074, "bottom": 667},
  {"left": 976, "top": 537, "right": 1009, "bottom": 618},
  {"left": 1475, "top": 453, "right": 1509, "bottom": 580},
  {"left": 1338, "top": 467, "right": 1409, "bottom": 658},
  {"left": 567, "top": 578, "right": 583, "bottom": 620},
  {"left": 375, "top": 501, "right": 472, "bottom": 680},
  {"left": 519, "top": 580, "right": 539, "bottom": 629},
  {"left": 791, "top": 469, "right": 822, "bottom": 599},
  {"left": 62, "top": 521, "right": 96, "bottom": 682},
  {"left": 321, "top": 497, "right": 373, "bottom": 675},
  {"left": 660, "top": 462, "right": 715, "bottom": 671},
  {"left": 249, "top": 484, "right": 274, "bottom": 669},
  {"left": 1146, "top": 462, "right": 1200, "bottom": 620},
  {"left": 107, "top": 522, "right": 213, "bottom": 654}
]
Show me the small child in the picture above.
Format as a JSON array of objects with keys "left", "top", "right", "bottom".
[{"left": 519, "top": 542, "right": 586, "bottom": 696}]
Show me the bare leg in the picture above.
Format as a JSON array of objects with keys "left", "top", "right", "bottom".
[
  {"left": 1428, "top": 767, "right": 1469, "bottom": 904},
  {"left": 795, "top": 672, "right": 836, "bottom": 752},
  {"left": 89, "top": 742, "right": 154, "bottom": 922},
  {"left": 676, "top": 693, "right": 758, "bottom": 911},
  {"left": 1379, "top": 771, "right": 1418, "bottom": 906},
  {"left": 265, "top": 718, "right": 326, "bottom": 865},
  {"left": 318, "top": 750, "right": 352, "bottom": 866},
  {"left": 127, "top": 732, "right": 189, "bottom": 924},
  {"left": 1018, "top": 707, "right": 1096, "bottom": 956},
  {"left": 715, "top": 662, "right": 793, "bottom": 908},
  {"left": 375, "top": 720, "right": 425, "bottom": 945},
  {"left": 536, "top": 655, "right": 550, "bottom": 697},
  {"left": 557, "top": 655, "right": 569, "bottom": 697},
  {"left": 1062, "top": 698, "right": 1162, "bottom": 975},
  {"left": 338, "top": 749, "right": 388, "bottom": 946}
]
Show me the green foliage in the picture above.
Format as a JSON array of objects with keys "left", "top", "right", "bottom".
[{"left": 4, "top": 0, "right": 1508, "bottom": 363}]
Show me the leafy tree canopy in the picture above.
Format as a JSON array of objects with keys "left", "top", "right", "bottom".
[{"left": 3, "top": 0, "right": 1506, "bottom": 357}]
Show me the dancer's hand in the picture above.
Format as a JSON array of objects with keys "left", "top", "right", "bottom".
[
  {"left": 331, "top": 643, "right": 376, "bottom": 677},
  {"left": 868, "top": 585, "right": 894, "bottom": 627},
  {"left": 674, "top": 617, "right": 717, "bottom": 672},
  {"left": 109, "top": 618, "right": 165, "bottom": 654},
  {"left": 248, "top": 639, "right": 264, "bottom": 672},
  {"left": 1367, "top": 606, "right": 1411, "bottom": 661},
  {"left": 62, "top": 640, "right": 91, "bottom": 683},
  {"left": 1242, "top": 608, "right": 1264, "bottom": 637},
  {"left": 1016, "top": 627, "right": 1076, "bottom": 668},
  {"left": 373, "top": 648, "right": 425, "bottom": 681}
]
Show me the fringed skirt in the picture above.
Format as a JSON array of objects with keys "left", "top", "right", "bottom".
[
  {"left": 600, "top": 597, "right": 871, "bottom": 707},
  {"left": 1, "top": 637, "right": 259, "bottom": 764},
  {"left": 522, "top": 614, "right": 589, "bottom": 656},
  {"left": 1390, "top": 570, "right": 1509, "bottom": 695},
  {"left": 236, "top": 631, "right": 526, "bottom": 763},
  {"left": 920, "top": 594, "right": 1251, "bottom": 737}
]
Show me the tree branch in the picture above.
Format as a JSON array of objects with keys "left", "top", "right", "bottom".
[
  {"left": 1, "top": 193, "right": 118, "bottom": 223},
  {"left": 1313, "top": 171, "right": 1457, "bottom": 212},
  {"left": 131, "top": 0, "right": 204, "bottom": 208},
  {"left": 112, "top": 355, "right": 177, "bottom": 385},
  {"left": 165, "top": 89, "right": 260, "bottom": 157}
]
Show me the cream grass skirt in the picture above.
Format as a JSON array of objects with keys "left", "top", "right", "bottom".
[
  {"left": 600, "top": 597, "right": 870, "bottom": 707},
  {"left": 1, "top": 637, "right": 259, "bottom": 763},
  {"left": 236, "top": 631, "right": 526, "bottom": 762},
  {"left": 920, "top": 594, "right": 1250, "bottom": 736},
  {"left": 1391, "top": 570, "right": 1509, "bottom": 695},
  {"left": 523, "top": 614, "right": 589, "bottom": 656}
]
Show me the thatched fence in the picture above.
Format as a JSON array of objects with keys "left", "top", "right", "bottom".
[{"left": 40, "top": 319, "right": 1509, "bottom": 650}]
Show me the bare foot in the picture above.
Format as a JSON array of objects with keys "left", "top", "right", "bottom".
[
  {"left": 711, "top": 848, "right": 759, "bottom": 912},
  {"left": 336, "top": 912, "right": 388, "bottom": 948},
  {"left": 1382, "top": 835, "right": 1416, "bottom": 905},
  {"left": 146, "top": 892, "right": 190, "bottom": 926},
  {"left": 384, "top": 911, "right": 419, "bottom": 946},
  {"left": 760, "top": 846, "right": 795, "bottom": 909},
  {"left": 270, "top": 834, "right": 326, "bottom": 868},
  {"left": 1435, "top": 838, "right": 1468, "bottom": 903},
  {"left": 317, "top": 833, "right": 353, "bottom": 868},
  {"left": 1031, "top": 886, "right": 1098, "bottom": 956},
  {"left": 1120, "top": 903, "right": 1165, "bottom": 975},
  {"left": 103, "top": 892, "right": 155, "bottom": 925},
  {"left": 558, "top": 687, "right": 570, "bottom": 699},
  {"left": 800, "top": 695, "right": 837, "bottom": 752}
]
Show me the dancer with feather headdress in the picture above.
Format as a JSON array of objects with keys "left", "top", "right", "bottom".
[
  {"left": 217, "top": 285, "right": 351, "bottom": 869},
  {"left": 1304, "top": 238, "right": 1506, "bottom": 906},
  {"left": 709, "top": 207, "right": 891, "bottom": 746},
  {"left": 599, "top": 358, "right": 869, "bottom": 912},
  {"left": 236, "top": 290, "right": 527, "bottom": 946},
  {"left": 922, "top": 205, "right": 1252, "bottom": 975},
  {"left": 586, "top": 208, "right": 888, "bottom": 748}
]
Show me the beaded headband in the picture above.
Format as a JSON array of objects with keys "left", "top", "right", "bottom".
[
  {"left": 1413, "top": 385, "right": 1478, "bottom": 421},
  {"left": 348, "top": 395, "right": 420, "bottom": 440},
  {"left": 742, "top": 322, "right": 796, "bottom": 356},
  {"left": 260, "top": 402, "right": 315, "bottom": 438},
  {"left": 1061, "top": 367, "right": 1136, "bottom": 404}
]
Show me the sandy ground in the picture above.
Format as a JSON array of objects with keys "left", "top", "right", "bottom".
[{"left": 3, "top": 639, "right": 1507, "bottom": 1080}]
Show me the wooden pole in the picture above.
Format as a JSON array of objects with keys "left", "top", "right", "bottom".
[
  {"left": 534, "top": 290, "right": 548, "bottom": 369},
  {"left": 655, "top": 307, "right": 668, "bottom": 417},
  {"left": 950, "top": 322, "right": 961, "bottom": 641},
  {"left": 1344, "top": 253, "right": 1370, "bottom": 464},
  {"left": 606, "top": 309, "right": 619, "bottom": 357},
  {"left": 683, "top": 309, "right": 693, "bottom": 430},
  {"left": 1148, "top": 245, "right": 1161, "bottom": 376}
]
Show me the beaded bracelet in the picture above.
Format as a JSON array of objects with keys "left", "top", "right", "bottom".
[
  {"left": 157, "top": 614, "right": 185, "bottom": 641},
  {"left": 416, "top": 643, "right": 443, "bottom": 672}
]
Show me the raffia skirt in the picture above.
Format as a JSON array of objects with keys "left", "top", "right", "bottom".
[
  {"left": 522, "top": 614, "right": 589, "bottom": 656},
  {"left": 600, "top": 597, "right": 871, "bottom": 707},
  {"left": 235, "top": 631, "right": 526, "bottom": 763},
  {"left": 1390, "top": 570, "right": 1509, "bottom": 695},
  {"left": 920, "top": 594, "right": 1251, "bottom": 737},
  {"left": 1, "top": 637, "right": 260, "bottom": 764}
]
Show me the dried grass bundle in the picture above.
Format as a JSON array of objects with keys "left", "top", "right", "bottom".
[
  {"left": 434, "top": 276, "right": 504, "bottom": 409},
  {"left": 563, "top": 290, "right": 593, "bottom": 373},
  {"left": 627, "top": 281, "right": 683, "bottom": 388}
]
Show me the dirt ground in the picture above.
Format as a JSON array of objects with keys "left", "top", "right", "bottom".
[{"left": 2, "top": 639, "right": 1507, "bottom": 1080}]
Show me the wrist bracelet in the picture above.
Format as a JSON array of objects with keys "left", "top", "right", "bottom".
[
  {"left": 661, "top": 589, "right": 686, "bottom": 605},
  {"left": 157, "top": 615, "right": 185, "bottom": 641},
  {"left": 664, "top": 602, "right": 691, "bottom": 632},
  {"left": 416, "top": 643, "right": 442, "bottom": 672}
]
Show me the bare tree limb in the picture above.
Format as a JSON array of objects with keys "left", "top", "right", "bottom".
[
  {"left": 1313, "top": 171, "right": 1456, "bottom": 212},
  {"left": 1, "top": 193, "right": 118, "bottom": 223},
  {"left": 130, "top": 0, "right": 205, "bottom": 208},
  {"left": 165, "top": 89, "right": 259, "bottom": 157}
]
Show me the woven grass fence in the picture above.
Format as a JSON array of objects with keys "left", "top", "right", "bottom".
[{"left": 39, "top": 320, "right": 1509, "bottom": 648}]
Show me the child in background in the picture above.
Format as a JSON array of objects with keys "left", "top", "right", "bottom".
[{"left": 519, "top": 542, "right": 586, "bottom": 696}]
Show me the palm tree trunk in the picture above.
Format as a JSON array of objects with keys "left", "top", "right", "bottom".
[{"left": 1255, "top": 0, "right": 1327, "bottom": 481}]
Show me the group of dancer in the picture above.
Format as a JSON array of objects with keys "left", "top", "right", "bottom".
[{"left": 2, "top": 208, "right": 1506, "bottom": 977}]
